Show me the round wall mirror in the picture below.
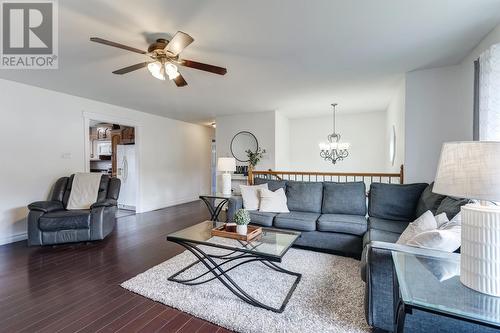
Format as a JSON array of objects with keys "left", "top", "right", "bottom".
[{"left": 230, "top": 131, "right": 259, "bottom": 162}]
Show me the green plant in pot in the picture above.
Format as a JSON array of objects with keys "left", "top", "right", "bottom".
[
  {"left": 234, "top": 209, "right": 251, "bottom": 235},
  {"left": 246, "top": 147, "right": 266, "bottom": 169}
]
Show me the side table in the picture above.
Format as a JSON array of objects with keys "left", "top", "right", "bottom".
[{"left": 199, "top": 193, "right": 233, "bottom": 221}]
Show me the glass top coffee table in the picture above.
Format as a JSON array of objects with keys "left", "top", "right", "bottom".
[
  {"left": 392, "top": 251, "right": 500, "bottom": 332},
  {"left": 167, "top": 221, "right": 301, "bottom": 313}
]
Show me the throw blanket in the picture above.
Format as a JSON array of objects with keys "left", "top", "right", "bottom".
[{"left": 66, "top": 173, "right": 103, "bottom": 210}]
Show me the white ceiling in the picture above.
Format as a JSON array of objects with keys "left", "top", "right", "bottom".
[{"left": 1, "top": 0, "right": 499, "bottom": 123}]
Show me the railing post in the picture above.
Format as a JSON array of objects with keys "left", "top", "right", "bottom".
[
  {"left": 400, "top": 164, "right": 404, "bottom": 184},
  {"left": 248, "top": 167, "right": 253, "bottom": 185}
]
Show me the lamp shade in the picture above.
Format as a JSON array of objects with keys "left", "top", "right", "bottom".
[
  {"left": 433, "top": 141, "right": 500, "bottom": 201},
  {"left": 217, "top": 157, "right": 236, "bottom": 172}
]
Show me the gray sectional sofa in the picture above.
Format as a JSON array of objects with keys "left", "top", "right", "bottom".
[
  {"left": 228, "top": 178, "right": 368, "bottom": 257},
  {"left": 227, "top": 179, "right": 482, "bottom": 333},
  {"left": 361, "top": 182, "right": 477, "bottom": 333}
]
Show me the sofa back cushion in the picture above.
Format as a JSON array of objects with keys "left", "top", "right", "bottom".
[
  {"left": 415, "top": 182, "right": 446, "bottom": 217},
  {"left": 253, "top": 178, "right": 287, "bottom": 191},
  {"left": 322, "top": 182, "right": 366, "bottom": 215},
  {"left": 368, "top": 183, "right": 428, "bottom": 221},
  {"left": 286, "top": 181, "right": 323, "bottom": 213}
]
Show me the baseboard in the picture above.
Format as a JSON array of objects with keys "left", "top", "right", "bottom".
[
  {"left": 139, "top": 196, "right": 200, "bottom": 213},
  {"left": 0, "top": 232, "right": 27, "bottom": 246}
]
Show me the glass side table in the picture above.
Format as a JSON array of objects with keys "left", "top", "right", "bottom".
[
  {"left": 199, "top": 193, "right": 234, "bottom": 221},
  {"left": 392, "top": 251, "right": 500, "bottom": 332}
]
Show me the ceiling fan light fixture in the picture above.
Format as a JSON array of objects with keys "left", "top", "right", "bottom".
[
  {"left": 147, "top": 61, "right": 166, "bottom": 80},
  {"left": 165, "top": 63, "right": 180, "bottom": 80}
]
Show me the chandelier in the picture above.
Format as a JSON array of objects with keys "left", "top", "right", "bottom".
[{"left": 319, "top": 103, "right": 350, "bottom": 164}]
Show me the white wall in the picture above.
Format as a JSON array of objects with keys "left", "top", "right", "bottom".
[
  {"left": 404, "top": 23, "right": 500, "bottom": 183},
  {"left": 0, "top": 79, "right": 213, "bottom": 245},
  {"left": 385, "top": 79, "right": 405, "bottom": 172},
  {"left": 405, "top": 65, "right": 468, "bottom": 183},
  {"left": 289, "top": 111, "right": 388, "bottom": 172},
  {"left": 215, "top": 111, "right": 276, "bottom": 170},
  {"left": 275, "top": 111, "right": 290, "bottom": 170}
]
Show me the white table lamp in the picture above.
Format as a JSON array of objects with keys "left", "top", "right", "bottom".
[
  {"left": 433, "top": 141, "right": 500, "bottom": 296},
  {"left": 218, "top": 157, "right": 236, "bottom": 195}
]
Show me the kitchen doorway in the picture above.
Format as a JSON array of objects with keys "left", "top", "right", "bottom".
[{"left": 84, "top": 113, "right": 140, "bottom": 214}]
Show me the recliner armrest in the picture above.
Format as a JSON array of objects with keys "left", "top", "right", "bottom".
[
  {"left": 28, "top": 201, "right": 64, "bottom": 213},
  {"left": 91, "top": 199, "right": 117, "bottom": 209}
]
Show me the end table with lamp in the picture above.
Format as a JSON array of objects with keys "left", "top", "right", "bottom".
[
  {"left": 218, "top": 157, "right": 236, "bottom": 195},
  {"left": 433, "top": 141, "right": 500, "bottom": 296}
]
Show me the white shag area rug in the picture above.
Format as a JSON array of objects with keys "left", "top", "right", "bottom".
[{"left": 121, "top": 246, "right": 370, "bottom": 333}]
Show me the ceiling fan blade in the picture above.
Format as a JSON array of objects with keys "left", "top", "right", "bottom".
[
  {"left": 112, "top": 62, "right": 149, "bottom": 75},
  {"left": 173, "top": 73, "right": 188, "bottom": 87},
  {"left": 90, "top": 37, "right": 146, "bottom": 54},
  {"left": 165, "top": 31, "right": 194, "bottom": 56},
  {"left": 177, "top": 59, "right": 227, "bottom": 75}
]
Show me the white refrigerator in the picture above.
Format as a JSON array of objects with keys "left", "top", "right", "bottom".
[{"left": 116, "top": 144, "right": 137, "bottom": 211}]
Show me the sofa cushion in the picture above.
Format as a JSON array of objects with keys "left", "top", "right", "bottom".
[
  {"left": 415, "top": 182, "right": 446, "bottom": 217},
  {"left": 368, "top": 217, "right": 410, "bottom": 234},
  {"left": 322, "top": 182, "right": 366, "bottom": 215},
  {"left": 274, "top": 211, "right": 320, "bottom": 231},
  {"left": 253, "top": 178, "right": 287, "bottom": 191},
  {"left": 368, "top": 183, "right": 428, "bottom": 221},
  {"left": 39, "top": 210, "right": 91, "bottom": 231},
  {"left": 317, "top": 214, "right": 367, "bottom": 236},
  {"left": 286, "top": 181, "right": 323, "bottom": 213},
  {"left": 436, "top": 197, "right": 470, "bottom": 220},
  {"left": 363, "top": 228, "right": 401, "bottom": 248},
  {"left": 249, "top": 211, "right": 276, "bottom": 227},
  {"left": 316, "top": 214, "right": 367, "bottom": 236}
]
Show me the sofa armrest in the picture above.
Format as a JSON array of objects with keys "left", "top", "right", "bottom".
[
  {"left": 28, "top": 201, "right": 64, "bottom": 213},
  {"left": 369, "top": 241, "right": 459, "bottom": 259},
  {"left": 91, "top": 199, "right": 117, "bottom": 209},
  {"left": 364, "top": 241, "right": 459, "bottom": 331},
  {"left": 226, "top": 195, "right": 243, "bottom": 222}
]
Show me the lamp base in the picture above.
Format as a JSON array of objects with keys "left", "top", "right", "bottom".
[
  {"left": 460, "top": 203, "right": 500, "bottom": 296},
  {"left": 221, "top": 173, "right": 232, "bottom": 195}
]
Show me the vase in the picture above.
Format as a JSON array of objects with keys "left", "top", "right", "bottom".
[{"left": 236, "top": 225, "right": 247, "bottom": 235}]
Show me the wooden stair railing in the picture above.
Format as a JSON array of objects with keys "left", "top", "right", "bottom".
[{"left": 248, "top": 165, "right": 404, "bottom": 185}]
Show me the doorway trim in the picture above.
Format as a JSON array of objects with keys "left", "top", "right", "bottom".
[{"left": 82, "top": 111, "right": 143, "bottom": 213}]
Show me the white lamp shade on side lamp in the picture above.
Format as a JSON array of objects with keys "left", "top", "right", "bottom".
[
  {"left": 218, "top": 157, "right": 236, "bottom": 195},
  {"left": 434, "top": 141, "right": 500, "bottom": 296},
  {"left": 217, "top": 157, "right": 236, "bottom": 172}
]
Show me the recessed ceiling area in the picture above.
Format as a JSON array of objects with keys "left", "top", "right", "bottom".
[{"left": 0, "top": 0, "right": 499, "bottom": 123}]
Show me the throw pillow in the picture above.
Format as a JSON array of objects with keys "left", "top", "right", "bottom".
[
  {"left": 406, "top": 226, "right": 461, "bottom": 252},
  {"left": 436, "top": 197, "right": 470, "bottom": 220},
  {"left": 434, "top": 212, "right": 449, "bottom": 228},
  {"left": 415, "top": 182, "right": 446, "bottom": 217},
  {"left": 396, "top": 210, "right": 437, "bottom": 245},
  {"left": 240, "top": 184, "right": 268, "bottom": 210},
  {"left": 259, "top": 188, "right": 290, "bottom": 213}
]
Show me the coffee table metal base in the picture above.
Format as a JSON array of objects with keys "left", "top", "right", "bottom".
[{"left": 168, "top": 240, "right": 301, "bottom": 313}]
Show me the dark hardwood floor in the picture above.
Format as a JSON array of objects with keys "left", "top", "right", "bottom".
[{"left": 0, "top": 200, "right": 232, "bottom": 333}]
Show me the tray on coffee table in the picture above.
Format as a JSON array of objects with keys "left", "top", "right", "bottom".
[{"left": 211, "top": 224, "right": 262, "bottom": 241}]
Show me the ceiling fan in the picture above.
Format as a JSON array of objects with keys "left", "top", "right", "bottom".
[{"left": 90, "top": 31, "right": 227, "bottom": 87}]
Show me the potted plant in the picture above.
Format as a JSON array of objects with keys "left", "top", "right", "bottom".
[
  {"left": 234, "top": 209, "right": 251, "bottom": 235},
  {"left": 246, "top": 147, "right": 266, "bottom": 171}
]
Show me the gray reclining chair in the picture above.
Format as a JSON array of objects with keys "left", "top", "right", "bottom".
[{"left": 27, "top": 174, "right": 120, "bottom": 246}]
